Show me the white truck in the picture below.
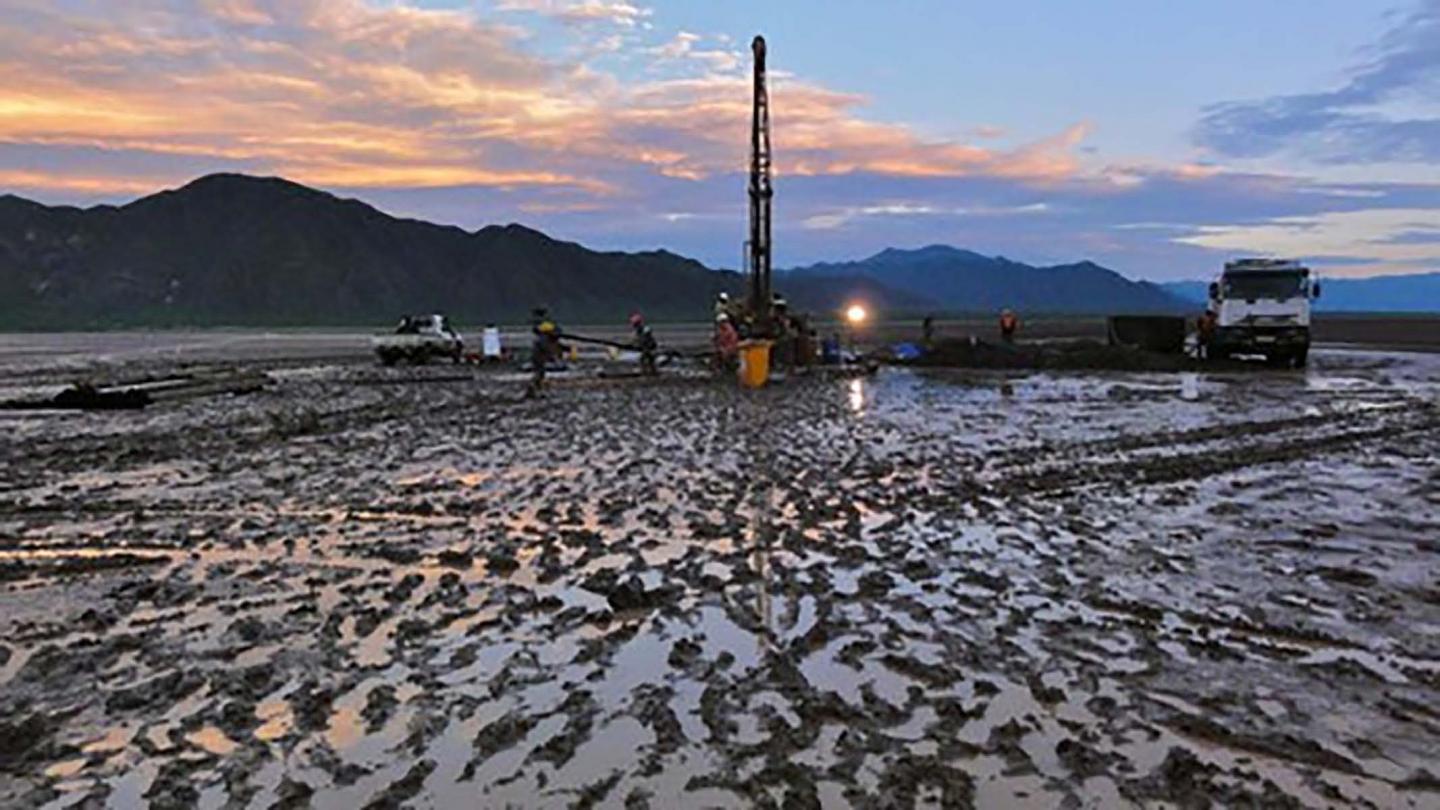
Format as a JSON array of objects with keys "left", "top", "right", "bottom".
[
  {"left": 372, "top": 313, "right": 463, "bottom": 365},
  {"left": 1207, "top": 259, "right": 1321, "bottom": 367}
]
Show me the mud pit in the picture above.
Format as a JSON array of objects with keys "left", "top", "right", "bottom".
[{"left": 2, "top": 346, "right": 1438, "bottom": 809}]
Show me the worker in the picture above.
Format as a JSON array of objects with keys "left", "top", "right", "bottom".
[
  {"left": 922, "top": 315, "right": 935, "bottom": 346},
  {"left": 630, "top": 312, "right": 658, "bottom": 376},
  {"left": 999, "top": 308, "right": 1020, "bottom": 343},
  {"left": 1196, "top": 310, "right": 1218, "bottom": 360},
  {"left": 766, "top": 292, "right": 790, "bottom": 368},
  {"left": 770, "top": 292, "right": 788, "bottom": 325},
  {"left": 526, "top": 307, "right": 561, "bottom": 398},
  {"left": 793, "top": 315, "right": 815, "bottom": 368},
  {"left": 713, "top": 313, "right": 740, "bottom": 373}
]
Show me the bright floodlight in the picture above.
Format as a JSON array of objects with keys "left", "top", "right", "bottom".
[{"left": 846, "top": 304, "right": 868, "bottom": 324}]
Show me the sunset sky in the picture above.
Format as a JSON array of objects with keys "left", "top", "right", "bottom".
[{"left": 2, "top": 0, "right": 1438, "bottom": 279}]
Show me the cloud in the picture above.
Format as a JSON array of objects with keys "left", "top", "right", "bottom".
[
  {"left": 1195, "top": 0, "right": 1440, "bottom": 164},
  {"left": 200, "top": 0, "right": 274, "bottom": 26},
  {"left": 0, "top": 0, "right": 1098, "bottom": 197},
  {"left": 0, "top": 169, "right": 166, "bottom": 195},
  {"left": 497, "top": 0, "right": 651, "bottom": 28},
  {"left": 1174, "top": 208, "right": 1440, "bottom": 275},
  {"left": 645, "top": 31, "right": 739, "bottom": 72},
  {"left": 802, "top": 202, "right": 1049, "bottom": 231}
]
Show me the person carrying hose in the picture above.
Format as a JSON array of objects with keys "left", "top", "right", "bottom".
[
  {"left": 526, "top": 307, "right": 562, "bottom": 398},
  {"left": 630, "top": 312, "right": 658, "bottom": 376}
]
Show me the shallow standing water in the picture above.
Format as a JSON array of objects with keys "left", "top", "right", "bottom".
[{"left": 1, "top": 343, "right": 1438, "bottom": 808}]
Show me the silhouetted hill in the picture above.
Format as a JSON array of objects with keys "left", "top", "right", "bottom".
[
  {"left": 785, "top": 244, "right": 1189, "bottom": 314},
  {"left": 1164, "top": 274, "right": 1440, "bottom": 313},
  {"left": 0, "top": 174, "right": 758, "bottom": 328}
]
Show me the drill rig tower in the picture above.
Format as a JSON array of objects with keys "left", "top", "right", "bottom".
[{"left": 746, "top": 34, "right": 774, "bottom": 335}]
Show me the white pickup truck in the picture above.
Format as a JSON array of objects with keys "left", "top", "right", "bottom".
[
  {"left": 372, "top": 313, "right": 463, "bottom": 365},
  {"left": 1207, "top": 259, "right": 1321, "bottom": 367}
]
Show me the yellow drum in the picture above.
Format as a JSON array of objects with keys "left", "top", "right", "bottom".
[{"left": 737, "top": 339, "right": 772, "bottom": 388}]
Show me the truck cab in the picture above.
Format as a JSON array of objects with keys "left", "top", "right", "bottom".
[{"left": 1207, "top": 259, "right": 1320, "bottom": 367}]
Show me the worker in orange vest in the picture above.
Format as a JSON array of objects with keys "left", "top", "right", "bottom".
[{"left": 999, "top": 308, "right": 1020, "bottom": 343}]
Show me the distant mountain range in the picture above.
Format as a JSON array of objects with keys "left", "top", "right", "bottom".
[
  {"left": 0, "top": 174, "right": 921, "bottom": 328},
  {"left": 784, "top": 245, "right": 1188, "bottom": 314},
  {"left": 1164, "top": 274, "right": 1440, "bottom": 313},
  {"left": 0, "top": 173, "right": 1432, "bottom": 328},
  {"left": 0, "top": 174, "right": 738, "bottom": 328}
]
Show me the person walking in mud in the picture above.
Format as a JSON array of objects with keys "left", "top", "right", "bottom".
[
  {"left": 630, "top": 312, "right": 658, "bottom": 377},
  {"left": 793, "top": 315, "right": 816, "bottom": 369},
  {"left": 922, "top": 314, "right": 936, "bottom": 347},
  {"left": 1196, "top": 310, "right": 1217, "bottom": 360},
  {"left": 526, "top": 307, "right": 562, "bottom": 398},
  {"left": 770, "top": 293, "right": 794, "bottom": 371}
]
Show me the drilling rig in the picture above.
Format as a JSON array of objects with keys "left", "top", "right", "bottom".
[{"left": 745, "top": 34, "right": 776, "bottom": 337}]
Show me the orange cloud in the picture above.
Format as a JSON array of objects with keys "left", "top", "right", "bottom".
[
  {"left": 201, "top": 0, "right": 275, "bottom": 26},
  {"left": 0, "top": 0, "right": 1093, "bottom": 199},
  {"left": 0, "top": 170, "right": 172, "bottom": 195}
]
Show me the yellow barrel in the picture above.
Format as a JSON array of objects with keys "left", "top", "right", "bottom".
[{"left": 737, "top": 339, "right": 772, "bottom": 388}]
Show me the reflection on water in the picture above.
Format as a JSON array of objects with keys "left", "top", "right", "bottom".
[
  {"left": 80, "top": 726, "right": 134, "bottom": 755},
  {"left": 325, "top": 706, "right": 362, "bottom": 750},
  {"left": 750, "top": 482, "right": 774, "bottom": 651},
  {"left": 43, "top": 758, "right": 86, "bottom": 780},
  {"left": 254, "top": 697, "right": 294, "bottom": 742},
  {"left": 848, "top": 377, "right": 865, "bottom": 414},
  {"left": 184, "top": 726, "right": 238, "bottom": 756}
]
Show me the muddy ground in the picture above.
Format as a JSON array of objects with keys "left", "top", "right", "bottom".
[{"left": 1, "top": 340, "right": 1438, "bottom": 809}]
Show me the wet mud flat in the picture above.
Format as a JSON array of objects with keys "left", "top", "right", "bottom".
[{"left": 1, "top": 348, "right": 1438, "bottom": 808}]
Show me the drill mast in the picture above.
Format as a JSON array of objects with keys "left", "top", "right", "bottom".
[{"left": 747, "top": 35, "right": 773, "bottom": 333}]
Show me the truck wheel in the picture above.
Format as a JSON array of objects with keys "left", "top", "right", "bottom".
[
  {"left": 1293, "top": 347, "right": 1309, "bottom": 368},
  {"left": 379, "top": 350, "right": 399, "bottom": 366}
]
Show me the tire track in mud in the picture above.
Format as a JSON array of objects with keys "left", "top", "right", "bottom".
[
  {"left": 989, "top": 405, "right": 1383, "bottom": 463},
  {"left": 0, "top": 387, "right": 541, "bottom": 496},
  {"left": 989, "top": 403, "right": 1439, "bottom": 495}
]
